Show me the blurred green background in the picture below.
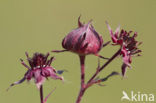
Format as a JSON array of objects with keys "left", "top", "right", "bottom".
[{"left": 0, "top": 0, "right": 155, "bottom": 103}]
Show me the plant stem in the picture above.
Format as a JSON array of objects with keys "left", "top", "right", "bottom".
[
  {"left": 76, "top": 55, "right": 86, "bottom": 103},
  {"left": 40, "top": 85, "right": 44, "bottom": 103},
  {"left": 87, "top": 48, "right": 121, "bottom": 84},
  {"left": 76, "top": 48, "right": 121, "bottom": 103}
]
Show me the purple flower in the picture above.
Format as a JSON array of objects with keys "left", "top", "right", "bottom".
[
  {"left": 61, "top": 17, "right": 104, "bottom": 56},
  {"left": 106, "top": 22, "right": 142, "bottom": 76},
  {"left": 8, "top": 52, "right": 64, "bottom": 89}
]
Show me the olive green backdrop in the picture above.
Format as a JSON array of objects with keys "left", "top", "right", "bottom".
[{"left": 0, "top": 0, "right": 155, "bottom": 103}]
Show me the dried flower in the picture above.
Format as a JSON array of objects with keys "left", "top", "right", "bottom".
[
  {"left": 106, "top": 22, "right": 142, "bottom": 76},
  {"left": 8, "top": 52, "right": 64, "bottom": 89}
]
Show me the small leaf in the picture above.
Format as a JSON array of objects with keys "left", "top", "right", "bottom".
[
  {"left": 101, "top": 71, "right": 119, "bottom": 82},
  {"left": 57, "top": 69, "right": 68, "bottom": 74}
]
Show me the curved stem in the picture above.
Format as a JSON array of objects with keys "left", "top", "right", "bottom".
[
  {"left": 40, "top": 85, "right": 44, "bottom": 103},
  {"left": 76, "top": 55, "right": 86, "bottom": 103}
]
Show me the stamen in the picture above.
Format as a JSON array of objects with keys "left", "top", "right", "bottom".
[{"left": 20, "top": 59, "right": 31, "bottom": 70}]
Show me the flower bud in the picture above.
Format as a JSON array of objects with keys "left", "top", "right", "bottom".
[{"left": 62, "top": 17, "right": 103, "bottom": 56}]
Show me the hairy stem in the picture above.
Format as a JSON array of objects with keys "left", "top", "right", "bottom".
[
  {"left": 40, "top": 85, "right": 44, "bottom": 103},
  {"left": 76, "top": 55, "right": 86, "bottom": 103}
]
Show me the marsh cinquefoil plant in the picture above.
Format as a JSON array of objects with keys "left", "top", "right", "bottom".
[
  {"left": 8, "top": 52, "right": 64, "bottom": 103},
  {"left": 53, "top": 17, "right": 142, "bottom": 103},
  {"left": 8, "top": 17, "right": 142, "bottom": 103}
]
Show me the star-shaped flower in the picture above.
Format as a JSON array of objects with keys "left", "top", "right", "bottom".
[
  {"left": 106, "top": 22, "right": 142, "bottom": 76},
  {"left": 8, "top": 52, "right": 64, "bottom": 89}
]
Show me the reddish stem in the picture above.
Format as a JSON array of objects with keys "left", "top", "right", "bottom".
[
  {"left": 76, "top": 55, "right": 86, "bottom": 103},
  {"left": 76, "top": 49, "right": 121, "bottom": 103},
  {"left": 40, "top": 85, "right": 44, "bottom": 103},
  {"left": 87, "top": 48, "right": 121, "bottom": 85}
]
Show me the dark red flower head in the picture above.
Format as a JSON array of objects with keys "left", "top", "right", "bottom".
[
  {"left": 62, "top": 17, "right": 103, "bottom": 56},
  {"left": 106, "top": 22, "right": 142, "bottom": 76},
  {"left": 8, "top": 52, "right": 64, "bottom": 89}
]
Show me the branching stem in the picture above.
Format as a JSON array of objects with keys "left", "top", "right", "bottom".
[{"left": 75, "top": 48, "right": 121, "bottom": 103}]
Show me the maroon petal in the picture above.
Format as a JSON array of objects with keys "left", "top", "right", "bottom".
[
  {"left": 121, "top": 63, "right": 128, "bottom": 77},
  {"left": 33, "top": 69, "right": 46, "bottom": 89},
  {"left": 74, "top": 32, "right": 86, "bottom": 51},
  {"left": 46, "top": 57, "right": 55, "bottom": 66},
  {"left": 114, "top": 24, "right": 120, "bottom": 38},
  {"left": 44, "top": 67, "right": 64, "bottom": 81},
  {"left": 50, "top": 71, "right": 64, "bottom": 80},
  {"left": 121, "top": 46, "right": 131, "bottom": 67},
  {"left": 25, "top": 70, "right": 33, "bottom": 80},
  {"left": 106, "top": 21, "right": 118, "bottom": 43},
  {"left": 90, "top": 24, "right": 103, "bottom": 49}
]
